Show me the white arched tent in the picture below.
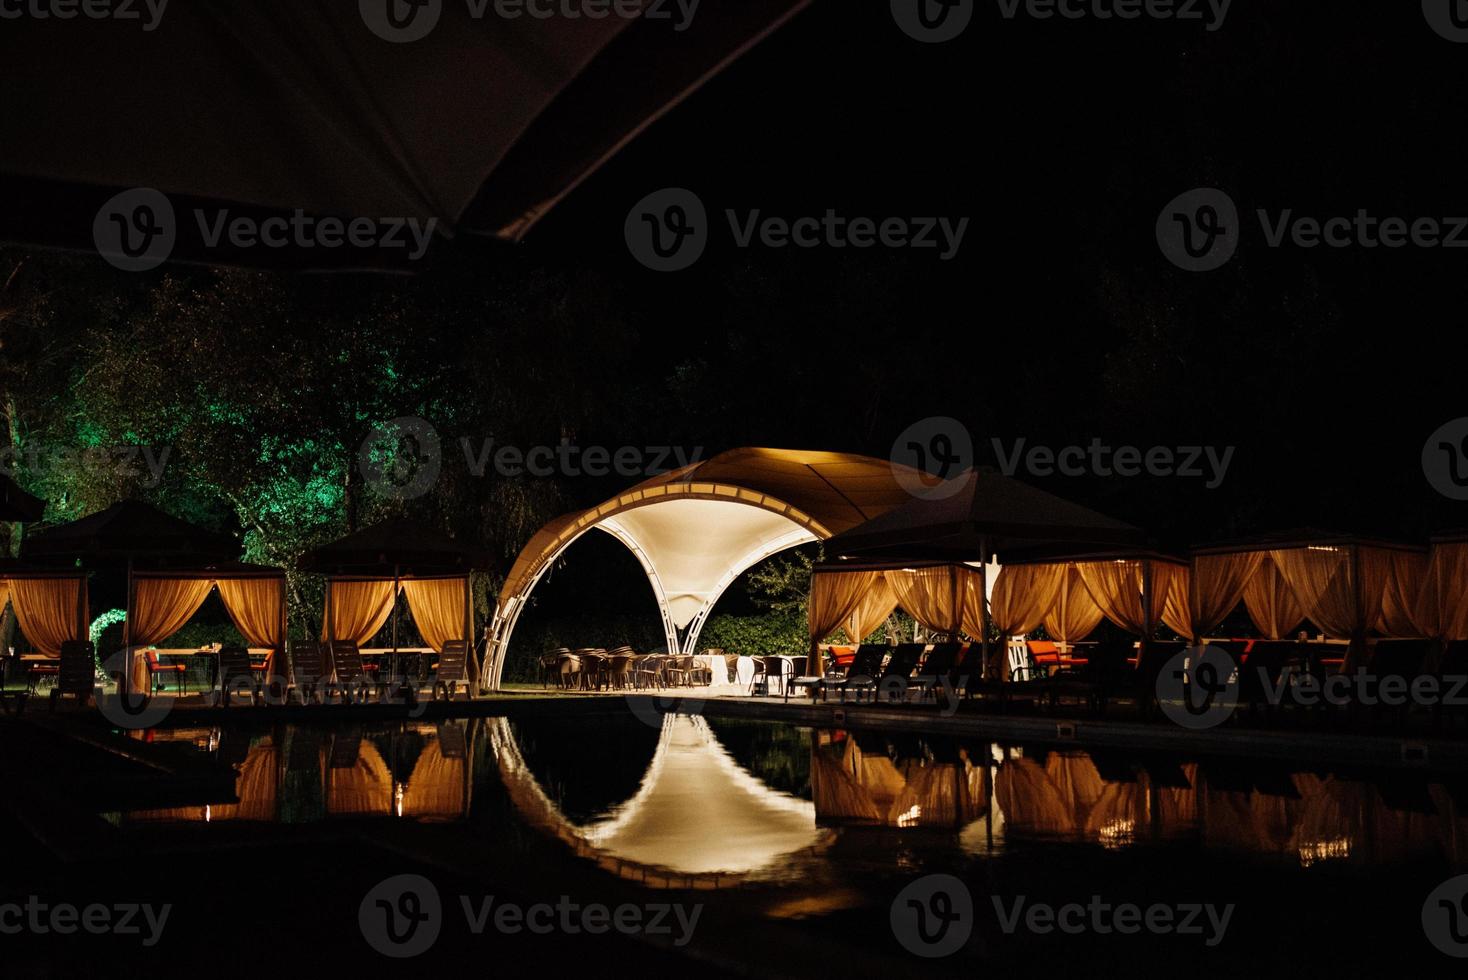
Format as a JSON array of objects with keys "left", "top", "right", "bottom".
[{"left": 484, "top": 448, "right": 920, "bottom": 688}]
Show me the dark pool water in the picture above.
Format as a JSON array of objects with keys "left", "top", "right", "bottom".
[{"left": 106, "top": 712, "right": 1468, "bottom": 975}]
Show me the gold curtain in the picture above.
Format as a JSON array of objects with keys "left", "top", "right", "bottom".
[
  {"left": 989, "top": 563, "right": 1066, "bottom": 636},
  {"left": 809, "top": 570, "right": 887, "bottom": 643},
  {"left": 842, "top": 574, "right": 898, "bottom": 644},
  {"left": 8, "top": 576, "right": 85, "bottom": 656},
  {"left": 1242, "top": 559, "right": 1305, "bottom": 639},
  {"left": 1416, "top": 542, "right": 1468, "bottom": 641},
  {"left": 131, "top": 578, "right": 215, "bottom": 646},
  {"left": 322, "top": 579, "right": 397, "bottom": 645},
  {"left": 1161, "top": 553, "right": 1264, "bottom": 642},
  {"left": 885, "top": 565, "right": 964, "bottom": 635},
  {"left": 217, "top": 577, "right": 285, "bottom": 648},
  {"left": 1376, "top": 550, "right": 1428, "bottom": 638},
  {"left": 1044, "top": 565, "right": 1105, "bottom": 643},
  {"left": 1077, "top": 560, "right": 1180, "bottom": 636},
  {"left": 1269, "top": 546, "right": 1397, "bottom": 671},
  {"left": 402, "top": 578, "right": 469, "bottom": 652}
]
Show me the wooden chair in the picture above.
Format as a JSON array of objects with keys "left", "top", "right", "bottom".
[
  {"left": 286, "top": 641, "right": 328, "bottom": 705},
  {"left": 49, "top": 640, "right": 96, "bottom": 710},
  {"left": 633, "top": 654, "right": 662, "bottom": 690},
  {"left": 217, "top": 644, "right": 261, "bottom": 707},
  {"left": 430, "top": 639, "right": 471, "bottom": 701},
  {"left": 330, "top": 640, "right": 384, "bottom": 703},
  {"left": 541, "top": 648, "right": 570, "bottom": 688},
  {"left": 556, "top": 653, "right": 583, "bottom": 690},
  {"left": 144, "top": 648, "right": 188, "bottom": 694}
]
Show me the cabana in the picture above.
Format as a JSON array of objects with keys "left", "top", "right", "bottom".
[
  {"left": 300, "top": 519, "right": 482, "bottom": 685},
  {"left": 123, "top": 562, "right": 288, "bottom": 695},
  {"left": 0, "top": 562, "right": 89, "bottom": 672},
  {"left": 486, "top": 448, "right": 922, "bottom": 688}
]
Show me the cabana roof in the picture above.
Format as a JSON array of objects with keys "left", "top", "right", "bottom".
[
  {"left": 299, "top": 518, "right": 485, "bottom": 577},
  {"left": 132, "top": 561, "right": 287, "bottom": 580},
  {"left": 1192, "top": 527, "right": 1426, "bottom": 555},
  {"left": 822, "top": 468, "right": 1146, "bottom": 562},
  {"left": 22, "top": 500, "right": 238, "bottom": 562}
]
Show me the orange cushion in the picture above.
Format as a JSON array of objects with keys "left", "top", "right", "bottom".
[{"left": 1028, "top": 640, "right": 1059, "bottom": 655}]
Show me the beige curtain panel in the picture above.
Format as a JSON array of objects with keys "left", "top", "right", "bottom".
[
  {"left": 323, "top": 579, "right": 398, "bottom": 645},
  {"left": 885, "top": 565, "right": 965, "bottom": 636},
  {"left": 1044, "top": 565, "right": 1105, "bottom": 644},
  {"left": 1269, "top": 546, "right": 1397, "bottom": 671},
  {"left": 1077, "top": 560, "right": 1179, "bottom": 636},
  {"left": 809, "top": 570, "right": 887, "bottom": 643},
  {"left": 131, "top": 578, "right": 214, "bottom": 647},
  {"left": 1162, "top": 553, "right": 1264, "bottom": 642},
  {"left": 1416, "top": 542, "right": 1468, "bottom": 641},
  {"left": 8, "top": 576, "right": 85, "bottom": 657},
  {"left": 842, "top": 575, "right": 898, "bottom": 644},
  {"left": 1242, "top": 559, "right": 1305, "bottom": 639},
  {"left": 1376, "top": 550, "right": 1428, "bottom": 638},
  {"left": 217, "top": 577, "right": 285, "bottom": 649},
  {"left": 402, "top": 578, "right": 469, "bottom": 653},
  {"left": 989, "top": 563, "right": 1065, "bottom": 637}
]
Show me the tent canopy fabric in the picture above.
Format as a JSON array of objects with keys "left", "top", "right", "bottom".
[
  {"left": 21, "top": 500, "right": 238, "bottom": 563},
  {"left": 299, "top": 518, "right": 486, "bottom": 576},
  {"left": 0, "top": 474, "right": 46, "bottom": 523},
  {"left": 1, "top": 0, "right": 811, "bottom": 267},
  {"left": 487, "top": 448, "right": 922, "bottom": 686},
  {"left": 822, "top": 468, "right": 1146, "bottom": 562}
]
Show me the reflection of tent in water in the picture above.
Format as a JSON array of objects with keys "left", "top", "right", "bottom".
[
  {"left": 490, "top": 714, "right": 827, "bottom": 887},
  {"left": 810, "top": 733, "right": 987, "bottom": 828},
  {"left": 993, "top": 750, "right": 1468, "bottom": 867},
  {"left": 123, "top": 722, "right": 471, "bottom": 824}
]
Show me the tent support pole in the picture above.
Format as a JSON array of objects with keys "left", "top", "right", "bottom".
[{"left": 979, "top": 538, "right": 991, "bottom": 679}]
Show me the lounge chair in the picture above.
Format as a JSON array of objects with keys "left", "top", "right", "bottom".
[
  {"left": 217, "top": 644, "right": 261, "bottom": 707},
  {"left": 1351, "top": 639, "right": 1431, "bottom": 730},
  {"left": 286, "top": 641, "right": 328, "bottom": 705},
  {"left": 330, "top": 641, "right": 384, "bottom": 703},
  {"left": 1234, "top": 640, "right": 1298, "bottom": 723},
  {"left": 829, "top": 644, "right": 889, "bottom": 703},
  {"left": 48, "top": 640, "right": 96, "bottom": 710},
  {"left": 873, "top": 643, "right": 926, "bottom": 704},
  {"left": 428, "top": 639, "right": 471, "bottom": 701}
]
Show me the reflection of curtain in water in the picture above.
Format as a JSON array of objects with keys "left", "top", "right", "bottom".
[{"left": 810, "top": 736, "right": 987, "bottom": 827}]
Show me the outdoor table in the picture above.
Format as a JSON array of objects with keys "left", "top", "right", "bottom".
[
  {"left": 690, "top": 654, "right": 729, "bottom": 686},
  {"left": 361, "top": 647, "right": 435, "bottom": 687}
]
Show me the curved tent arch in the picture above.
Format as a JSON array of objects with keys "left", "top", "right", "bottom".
[{"left": 486, "top": 448, "right": 921, "bottom": 688}]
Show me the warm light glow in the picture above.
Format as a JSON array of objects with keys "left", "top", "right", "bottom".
[
  {"left": 895, "top": 804, "right": 923, "bottom": 828},
  {"left": 1298, "top": 837, "right": 1351, "bottom": 866},
  {"left": 1098, "top": 819, "right": 1135, "bottom": 848}
]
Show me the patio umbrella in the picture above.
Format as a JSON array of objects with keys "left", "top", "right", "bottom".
[
  {"left": 0, "top": 473, "right": 46, "bottom": 523},
  {"left": 1, "top": 0, "right": 812, "bottom": 269},
  {"left": 21, "top": 500, "right": 238, "bottom": 563},
  {"left": 822, "top": 468, "right": 1147, "bottom": 563}
]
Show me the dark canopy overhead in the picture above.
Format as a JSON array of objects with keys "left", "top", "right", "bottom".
[
  {"left": 1192, "top": 527, "right": 1425, "bottom": 555},
  {"left": 299, "top": 518, "right": 485, "bottom": 577},
  {"left": 822, "top": 468, "right": 1147, "bottom": 562},
  {"left": 0, "top": 474, "right": 46, "bottom": 523},
  {"left": 21, "top": 500, "right": 239, "bottom": 564},
  {"left": 1, "top": 0, "right": 811, "bottom": 268}
]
